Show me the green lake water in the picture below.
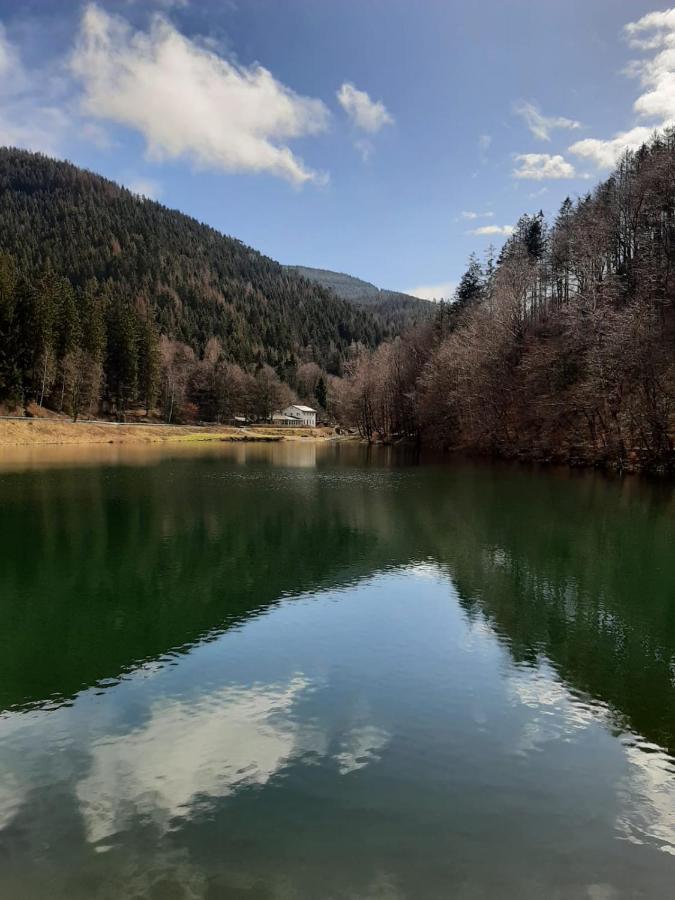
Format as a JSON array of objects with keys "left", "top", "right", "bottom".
[{"left": 0, "top": 442, "right": 674, "bottom": 898}]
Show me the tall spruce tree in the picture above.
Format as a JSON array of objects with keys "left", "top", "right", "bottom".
[{"left": 106, "top": 297, "right": 139, "bottom": 419}]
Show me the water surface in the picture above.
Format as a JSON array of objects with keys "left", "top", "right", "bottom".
[{"left": 1, "top": 443, "right": 674, "bottom": 898}]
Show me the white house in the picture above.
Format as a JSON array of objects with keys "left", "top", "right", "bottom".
[
  {"left": 272, "top": 412, "right": 300, "bottom": 426},
  {"left": 279, "top": 404, "right": 317, "bottom": 427}
]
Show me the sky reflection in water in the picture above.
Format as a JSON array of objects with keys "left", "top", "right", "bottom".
[{"left": 0, "top": 447, "right": 674, "bottom": 898}]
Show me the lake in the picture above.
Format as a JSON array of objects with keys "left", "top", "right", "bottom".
[{"left": 0, "top": 442, "right": 674, "bottom": 899}]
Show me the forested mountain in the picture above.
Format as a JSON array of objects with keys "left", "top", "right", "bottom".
[
  {"left": 0, "top": 148, "right": 387, "bottom": 419},
  {"left": 335, "top": 130, "right": 675, "bottom": 472},
  {"left": 285, "top": 265, "right": 433, "bottom": 332},
  {"left": 4, "top": 134, "right": 672, "bottom": 470}
]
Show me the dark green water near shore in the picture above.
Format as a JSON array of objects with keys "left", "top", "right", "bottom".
[{"left": 0, "top": 443, "right": 674, "bottom": 898}]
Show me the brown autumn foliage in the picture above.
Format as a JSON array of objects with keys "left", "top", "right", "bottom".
[{"left": 335, "top": 131, "right": 675, "bottom": 471}]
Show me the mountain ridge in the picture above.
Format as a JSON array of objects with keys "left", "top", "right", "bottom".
[
  {"left": 284, "top": 265, "right": 434, "bottom": 332},
  {"left": 0, "top": 147, "right": 386, "bottom": 375}
]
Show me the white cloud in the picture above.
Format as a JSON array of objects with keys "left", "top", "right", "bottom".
[
  {"left": 126, "top": 176, "right": 163, "bottom": 199},
  {"left": 407, "top": 280, "right": 457, "bottom": 301},
  {"left": 337, "top": 82, "right": 393, "bottom": 133},
  {"left": 567, "top": 10, "right": 675, "bottom": 170},
  {"left": 70, "top": 4, "right": 330, "bottom": 185},
  {"left": 624, "top": 11, "right": 675, "bottom": 123},
  {"left": 624, "top": 9, "right": 675, "bottom": 49},
  {"left": 569, "top": 125, "right": 655, "bottom": 168},
  {"left": 469, "top": 224, "right": 514, "bottom": 236},
  {"left": 513, "top": 153, "right": 576, "bottom": 180},
  {"left": 514, "top": 100, "right": 581, "bottom": 141},
  {"left": 461, "top": 210, "right": 494, "bottom": 220}
]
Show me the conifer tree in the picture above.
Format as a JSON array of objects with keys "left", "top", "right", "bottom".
[
  {"left": 0, "top": 252, "right": 19, "bottom": 402},
  {"left": 315, "top": 374, "right": 327, "bottom": 410},
  {"left": 106, "top": 297, "right": 139, "bottom": 419},
  {"left": 137, "top": 312, "right": 161, "bottom": 416}
]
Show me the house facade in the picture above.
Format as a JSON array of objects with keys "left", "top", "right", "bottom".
[{"left": 277, "top": 404, "right": 317, "bottom": 427}]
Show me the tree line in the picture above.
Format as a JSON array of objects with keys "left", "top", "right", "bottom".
[
  {"left": 2, "top": 135, "right": 673, "bottom": 468},
  {"left": 334, "top": 130, "right": 675, "bottom": 470},
  {"left": 0, "top": 253, "right": 332, "bottom": 421},
  {"left": 0, "top": 147, "right": 385, "bottom": 393}
]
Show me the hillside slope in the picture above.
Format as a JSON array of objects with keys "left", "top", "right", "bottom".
[
  {"left": 285, "top": 265, "right": 433, "bottom": 332},
  {"left": 0, "top": 149, "right": 383, "bottom": 372}
]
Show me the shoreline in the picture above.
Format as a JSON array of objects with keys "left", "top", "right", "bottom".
[{"left": 0, "top": 418, "right": 341, "bottom": 448}]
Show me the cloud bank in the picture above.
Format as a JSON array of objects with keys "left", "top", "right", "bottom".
[{"left": 569, "top": 8, "right": 675, "bottom": 168}]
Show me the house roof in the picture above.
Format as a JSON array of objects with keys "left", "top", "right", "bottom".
[{"left": 290, "top": 405, "right": 316, "bottom": 413}]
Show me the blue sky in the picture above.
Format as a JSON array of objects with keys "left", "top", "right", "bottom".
[{"left": 1, "top": 1, "right": 674, "bottom": 298}]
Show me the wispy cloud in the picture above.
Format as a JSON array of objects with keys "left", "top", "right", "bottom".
[
  {"left": 461, "top": 210, "right": 494, "bottom": 220},
  {"left": 354, "top": 137, "right": 374, "bottom": 162},
  {"left": 514, "top": 100, "right": 581, "bottom": 141},
  {"left": 478, "top": 133, "right": 492, "bottom": 164},
  {"left": 70, "top": 4, "right": 330, "bottom": 185},
  {"left": 337, "top": 82, "right": 393, "bottom": 133},
  {"left": 469, "top": 224, "right": 514, "bottom": 236},
  {"left": 337, "top": 81, "right": 393, "bottom": 160},
  {"left": 513, "top": 153, "right": 575, "bottom": 180}
]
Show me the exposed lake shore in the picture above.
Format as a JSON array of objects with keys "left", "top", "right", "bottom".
[{"left": 0, "top": 417, "right": 341, "bottom": 447}]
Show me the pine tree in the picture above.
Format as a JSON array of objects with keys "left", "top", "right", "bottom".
[
  {"left": 70, "top": 281, "right": 106, "bottom": 421},
  {"left": 0, "top": 252, "right": 19, "bottom": 403},
  {"left": 137, "top": 312, "right": 161, "bottom": 416},
  {"left": 13, "top": 277, "right": 41, "bottom": 407},
  {"left": 106, "top": 297, "right": 139, "bottom": 420},
  {"left": 315, "top": 374, "right": 327, "bottom": 410},
  {"left": 53, "top": 278, "right": 81, "bottom": 412},
  {"left": 455, "top": 253, "right": 484, "bottom": 307},
  {"left": 33, "top": 267, "right": 59, "bottom": 406}
]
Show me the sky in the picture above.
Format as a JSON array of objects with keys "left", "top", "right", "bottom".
[{"left": 1, "top": 1, "right": 675, "bottom": 299}]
